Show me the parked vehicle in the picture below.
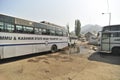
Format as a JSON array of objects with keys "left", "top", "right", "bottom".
[
  {"left": 0, "top": 14, "right": 68, "bottom": 59},
  {"left": 98, "top": 25, "right": 120, "bottom": 54}
]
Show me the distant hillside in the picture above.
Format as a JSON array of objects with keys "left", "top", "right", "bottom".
[{"left": 81, "top": 24, "right": 102, "bottom": 34}]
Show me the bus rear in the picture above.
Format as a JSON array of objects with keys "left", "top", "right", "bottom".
[{"left": 98, "top": 25, "right": 120, "bottom": 54}]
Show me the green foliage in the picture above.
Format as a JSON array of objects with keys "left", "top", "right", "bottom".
[{"left": 75, "top": 19, "right": 81, "bottom": 37}]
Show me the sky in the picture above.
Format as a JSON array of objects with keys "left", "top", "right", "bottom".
[{"left": 0, "top": 0, "right": 120, "bottom": 31}]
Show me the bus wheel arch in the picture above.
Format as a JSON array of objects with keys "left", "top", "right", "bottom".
[
  {"left": 51, "top": 44, "right": 58, "bottom": 53},
  {"left": 112, "top": 47, "right": 120, "bottom": 54}
]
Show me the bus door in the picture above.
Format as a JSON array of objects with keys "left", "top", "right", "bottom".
[{"left": 101, "top": 33, "right": 110, "bottom": 51}]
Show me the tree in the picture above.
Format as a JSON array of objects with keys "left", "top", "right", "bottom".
[{"left": 75, "top": 19, "right": 81, "bottom": 38}]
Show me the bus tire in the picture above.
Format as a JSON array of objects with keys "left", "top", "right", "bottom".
[{"left": 51, "top": 45, "right": 57, "bottom": 53}]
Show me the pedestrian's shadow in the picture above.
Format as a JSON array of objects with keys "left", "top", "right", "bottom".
[{"left": 88, "top": 52, "right": 120, "bottom": 65}]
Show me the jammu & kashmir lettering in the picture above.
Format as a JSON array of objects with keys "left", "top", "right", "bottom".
[{"left": 0, "top": 36, "right": 62, "bottom": 40}]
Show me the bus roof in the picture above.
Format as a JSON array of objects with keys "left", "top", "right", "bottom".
[
  {"left": 0, "top": 14, "right": 65, "bottom": 30},
  {"left": 102, "top": 25, "right": 120, "bottom": 32},
  {"left": 104, "top": 25, "right": 120, "bottom": 28},
  {"left": 40, "top": 21, "right": 64, "bottom": 28}
]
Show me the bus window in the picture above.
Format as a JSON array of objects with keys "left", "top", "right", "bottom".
[
  {"left": 59, "top": 31, "right": 63, "bottom": 36},
  {"left": 111, "top": 33, "right": 118, "bottom": 37},
  {"left": 35, "top": 28, "right": 39, "bottom": 34},
  {"left": 63, "top": 32, "right": 67, "bottom": 36},
  {"left": 46, "top": 29, "right": 50, "bottom": 35},
  {"left": 111, "top": 32, "right": 120, "bottom": 37},
  {"left": 38, "top": 28, "right": 42, "bottom": 34},
  {"left": 23, "top": 26, "right": 33, "bottom": 34},
  {"left": 111, "top": 26, "right": 120, "bottom": 31},
  {"left": 117, "top": 32, "right": 120, "bottom": 37},
  {"left": 16, "top": 25, "right": 23, "bottom": 33},
  {"left": 5, "top": 23, "right": 14, "bottom": 32},
  {"left": 35, "top": 28, "right": 42, "bottom": 34},
  {"left": 50, "top": 30, "right": 55, "bottom": 35},
  {"left": 102, "top": 33, "right": 110, "bottom": 38},
  {"left": 0, "top": 22, "right": 4, "bottom": 31},
  {"left": 55, "top": 31, "right": 58, "bottom": 36},
  {"left": 103, "top": 27, "right": 110, "bottom": 31},
  {"left": 42, "top": 29, "right": 47, "bottom": 35},
  {"left": 56, "top": 31, "right": 63, "bottom": 36}
]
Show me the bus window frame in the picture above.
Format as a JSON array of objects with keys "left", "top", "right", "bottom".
[
  {"left": 0, "top": 22, "right": 4, "bottom": 32},
  {"left": 16, "top": 24, "right": 23, "bottom": 33},
  {"left": 23, "top": 26, "right": 34, "bottom": 34},
  {"left": 4, "top": 23, "right": 15, "bottom": 33}
]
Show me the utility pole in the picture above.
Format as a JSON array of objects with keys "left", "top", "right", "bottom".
[
  {"left": 102, "top": 12, "right": 111, "bottom": 25},
  {"left": 102, "top": 0, "right": 111, "bottom": 25}
]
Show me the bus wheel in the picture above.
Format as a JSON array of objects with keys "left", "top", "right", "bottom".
[{"left": 51, "top": 45, "right": 57, "bottom": 53}]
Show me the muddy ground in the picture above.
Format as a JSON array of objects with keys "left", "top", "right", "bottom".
[{"left": 0, "top": 42, "right": 120, "bottom": 80}]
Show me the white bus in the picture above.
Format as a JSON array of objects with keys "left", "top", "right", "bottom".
[
  {"left": 99, "top": 25, "right": 120, "bottom": 54},
  {"left": 0, "top": 14, "right": 68, "bottom": 59}
]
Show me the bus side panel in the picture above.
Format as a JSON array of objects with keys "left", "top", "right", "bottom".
[
  {"left": 57, "top": 43, "right": 68, "bottom": 49},
  {"left": 33, "top": 44, "right": 50, "bottom": 53},
  {"left": 101, "top": 38, "right": 110, "bottom": 51},
  {"left": 110, "top": 38, "right": 120, "bottom": 51},
  {"left": 3, "top": 46, "right": 16, "bottom": 58},
  {"left": 61, "top": 37, "right": 68, "bottom": 49},
  {"left": 41, "top": 44, "right": 50, "bottom": 52},
  {"left": 15, "top": 45, "right": 33, "bottom": 56},
  {"left": 55, "top": 37, "right": 68, "bottom": 49},
  {"left": 101, "top": 43, "right": 109, "bottom": 51},
  {"left": 0, "top": 47, "right": 3, "bottom": 59}
]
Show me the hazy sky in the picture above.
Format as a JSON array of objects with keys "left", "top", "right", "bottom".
[{"left": 0, "top": 0, "right": 120, "bottom": 31}]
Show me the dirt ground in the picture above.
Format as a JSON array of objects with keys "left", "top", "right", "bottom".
[{"left": 0, "top": 42, "right": 120, "bottom": 80}]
